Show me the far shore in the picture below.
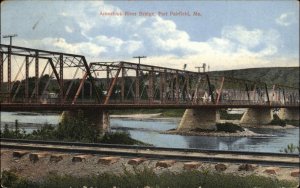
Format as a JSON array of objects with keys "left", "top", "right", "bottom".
[{"left": 110, "top": 113, "right": 179, "bottom": 120}]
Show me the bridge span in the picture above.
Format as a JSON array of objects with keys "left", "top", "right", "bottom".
[{"left": 1, "top": 44, "right": 299, "bottom": 132}]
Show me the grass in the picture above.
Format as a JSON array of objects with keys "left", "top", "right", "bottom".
[{"left": 1, "top": 167, "right": 297, "bottom": 188}]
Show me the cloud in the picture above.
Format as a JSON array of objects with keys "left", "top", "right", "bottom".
[
  {"left": 276, "top": 12, "right": 297, "bottom": 26},
  {"left": 65, "top": 26, "right": 73, "bottom": 33},
  {"left": 38, "top": 38, "right": 106, "bottom": 57},
  {"left": 2, "top": 1, "right": 297, "bottom": 72},
  {"left": 222, "top": 26, "right": 263, "bottom": 48}
]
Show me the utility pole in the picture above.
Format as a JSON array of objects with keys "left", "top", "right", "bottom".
[
  {"left": 133, "top": 56, "right": 146, "bottom": 64},
  {"left": 195, "top": 66, "right": 201, "bottom": 73},
  {"left": 195, "top": 63, "right": 206, "bottom": 73},
  {"left": 3, "top": 34, "right": 18, "bottom": 46}
]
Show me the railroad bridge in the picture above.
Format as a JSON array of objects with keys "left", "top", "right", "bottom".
[{"left": 0, "top": 44, "right": 299, "bottom": 132}]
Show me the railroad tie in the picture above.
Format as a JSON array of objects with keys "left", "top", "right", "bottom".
[
  {"left": 183, "top": 162, "right": 202, "bottom": 170},
  {"left": 72, "top": 155, "right": 91, "bottom": 162},
  {"left": 156, "top": 160, "right": 176, "bottom": 168},
  {"left": 50, "top": 154, "right": 66, "bottom": 163},
  {"left": 290, "top": 170, "right": 299, "bottom": 177},
  {"left": 98, "top": 156, "right": 120, "bottom": 165},
  {"left": 29, "top": 152, "right": 49, "bottom": 162},
  {"left": 263, "top": 167, "right": 280, "bottom": 175},
  {"left": 12, "top": 151, "right": 29, "bottom": 158},
  {"left": 127, "top": 158, "right": 146, "bottom": 166}
]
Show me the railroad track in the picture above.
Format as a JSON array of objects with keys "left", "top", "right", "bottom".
[{"left": 1, "top": 138, "right": 299, "bottom": 167}]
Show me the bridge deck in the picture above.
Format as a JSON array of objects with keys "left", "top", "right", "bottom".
[{"left": 0, "top": 103, "right": 298, "bottom": 111}]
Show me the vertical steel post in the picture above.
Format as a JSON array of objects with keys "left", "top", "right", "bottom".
[
  {"left": 252, "top": 84, "right": 256, "bottom": 102},
  {"left": 0, "top": 52, "right": 3, "bottom": 92},
  {"left": 186, "top": 74, "right": 190, "bottom": 102},
  {"left": 264, "top": 83, "right": 270, "bottom": 105},
  {"left": 135, "top": 65, "right": 140, "bottom": 103},
  {"left": 245, "top": 83, "right": 250, "bottom": 103},
  {"left": 25, "top": 56, "right": 29, "bottom": 102},
  {"left": 35, "top": 51, "right": 39, "bottom": 102},
  {"left": 7, "top": 46, "right": 11, "bottom": 102},
  {"left": 282, "top": 88, "right": 286, "bottom": 105},
  {"left": 175, "top": 71, "right": 179, "bottom": 104},
  {"left": 121, "top": 67, "right": 125, "bottom": 102},
  {"left": 59, "top": 54, "right": 64, "bottom": 103},
  {"left": 164, "top": 70, "right": 167, "bottom": 103},
  {"left": 171, "top": 74, "right": 174, "bottom": 101},
  {"left": 106, "top": 66, "right": 110, "bottom": 91},
  {"left": 159, "top": 72, "right": 164, "bottom": 103},
  {"left": 271, "top": 84, "right": 276, "bottom": 105},
  {"left": 206, "top": 74, "right": 215, "bottom": 103},
  {"left": 149, "top": 67, "right": 154, "bottom": 103}
]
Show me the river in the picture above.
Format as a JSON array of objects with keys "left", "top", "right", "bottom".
[{"left": 1, "top": 111, "right": 299, "bottom": 153}]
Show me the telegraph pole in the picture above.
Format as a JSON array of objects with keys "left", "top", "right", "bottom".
[
  {"left": 195, "top": 63, "right": 206, "bottom": 73},
  {"left": 195, "top": 66, "right": 201, "bottom": 73},
  {"left": 133, "top": 56, "right": 147, "bottom": 64},
  {"left": 3, "top": 34, "right": 18, "bottom": 46}
]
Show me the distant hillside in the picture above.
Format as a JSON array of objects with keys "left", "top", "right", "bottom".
[{"left": 208, "top": 67, "right": 299, "bottom": 88}]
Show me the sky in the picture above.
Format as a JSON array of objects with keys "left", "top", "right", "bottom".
[{"left": 1, "top": 0, "right": 299, "bottom": 71}]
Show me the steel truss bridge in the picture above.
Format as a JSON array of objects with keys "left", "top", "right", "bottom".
[{"left": 0, "top": 44, "right": 299, "bottom": 111}]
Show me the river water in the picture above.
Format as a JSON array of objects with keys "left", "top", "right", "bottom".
[{"left": 1, "top": 111, "right": 299, "bottom": 153}]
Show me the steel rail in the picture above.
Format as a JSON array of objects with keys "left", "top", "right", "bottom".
[
  {"left": 1, "top": 138, "right": 298, "bottom": 157},
  {"left": 1, "top": 138, "right": 299, "bottom": 167}
]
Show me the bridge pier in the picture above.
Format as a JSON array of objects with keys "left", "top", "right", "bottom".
[
  {"left": 177, "top": 109, "right": 218, "bottom": 131},
  {"left": 240, "top": 108, "right": 273, "bottom": 126},
  {"left": 60, "top": 110, "right": 110, "bottom": 134},
  {"left": 278, "top": 108, "right": 299, "bottom": 120}
]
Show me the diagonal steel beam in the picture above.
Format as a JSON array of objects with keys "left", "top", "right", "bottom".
[
  {"left": 216, "top": 77, "right": 225, "bottom": 105},
  {"left": 104, "top": 63, "right": 123, "bottom": 104},
  {"left": 82, "top": 57, "right": 101, "bottom": 103}
]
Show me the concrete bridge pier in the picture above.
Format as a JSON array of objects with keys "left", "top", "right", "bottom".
[
  {"left": 278, "top": 108, "right": 299, "bottom": 120},
  {"left": 240, "top": 108, "right": 273, "bottom": 126},
  {"left": 60, "top": 110, "right": 110, "bottom": 133},
  {"left": 177, "top": 109, "right": 218, "bottom": 131}
]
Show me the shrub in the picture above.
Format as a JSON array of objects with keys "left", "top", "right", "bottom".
[
  {"left": 55, "top": 110, "right": 101, "bottom": 142},
  {"left": 1, "top": 170, "right": 37, "bottom": 188},
  {"left": 269, "top": 114, "right": 286, "bottom": 127},
  {"left": 216, "top": 123, "right": 244, "bottom": 133}
]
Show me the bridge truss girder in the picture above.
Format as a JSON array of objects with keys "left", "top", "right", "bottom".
[
  {"left": 0, "top": 44, "right": 298, "bottom": 108},
  {"left": 87, "top": 61, "right": 299, "bottom": 107},
  {"left": 0, "top": 44, "right": 100, "bottom": 104}
]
